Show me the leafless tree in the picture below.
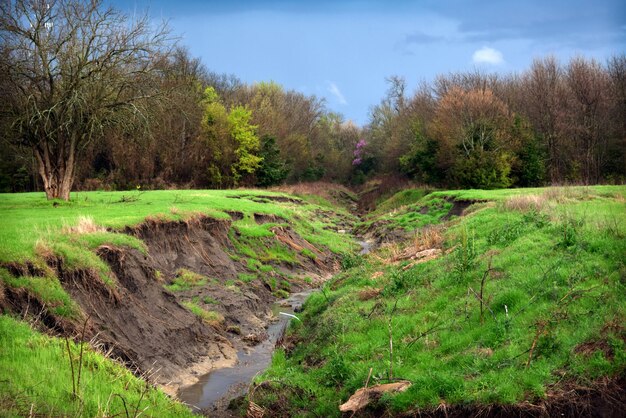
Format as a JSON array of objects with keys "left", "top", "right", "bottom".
[{"left": 0, "top": 0, "right": 172, "bottom": 200}]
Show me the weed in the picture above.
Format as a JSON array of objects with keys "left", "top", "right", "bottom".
[
  {"left": 238, "top": 272, "right": 257, "bottom": 283},
  {"left": 300, "top": 248, "right": 318, "bottom": 260},
  {"left": 203, "top": 296, "right": 219, "bottom": 304},
  {"left": 412, "top": 225, "right": 444, "bottom": 251},
  {"left": 487, "top": 221, "right": 526, "bottom": 246},
  {"left": 555, "top": 216, "right": 583, "bottom": 248},
  {"left": 503, "top": 194, "right": 546, "bottom": 212},
  {"left": 182, "top": 301, "right": 224, "bottom": 326},
  {"left": 0, "top": 316, "right": 192, "bottom": 417},
  {"left": 341, "top": 253, "right": 363, "bottom": 270},
  {"left": 273, "top": 289, "right": 289, "bottom": 299},
  {"left": 164, "top": 269, "right": 207, "bottom": 292},
  {"left": 259, "top": 264, "right": 274, "bottom": 273},
  {"left": 453, "top": 226, "right": 477, "bottom": 275}
]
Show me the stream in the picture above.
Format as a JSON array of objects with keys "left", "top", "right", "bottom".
[
  {"left": 177, "top": 290, "right": 314, "bottom": 412},
  {"left": 178, "top": 241, "right": 371, "bottom": 412}
]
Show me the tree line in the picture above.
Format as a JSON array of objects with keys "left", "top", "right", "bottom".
[
  {"left": 364, "top": 56, "right": 626, "bottom": 188},
  {"left": 1, "top": 1, "right": 624, "bottom": 199}
]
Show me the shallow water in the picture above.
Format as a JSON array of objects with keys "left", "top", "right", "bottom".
[
  {"left": 177, "top": 290, "right": 313, "bottom": 410},
  {"left": 359, "top": 239, "right": 373, "bottom": 254}
]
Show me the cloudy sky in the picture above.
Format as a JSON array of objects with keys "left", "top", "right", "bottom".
[{"left": 109, "top": 0, "right": 625, "bottom": 125}]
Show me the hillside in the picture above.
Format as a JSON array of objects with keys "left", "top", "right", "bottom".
[
  {"left": 1, "top": 186, "right": 624, "bottom": 417},
  {"left": 0, "top": 189, "right": 356, "bottom": 416},
  {"left": 252, "top": 185, "right": 626, "bottom": 417}
]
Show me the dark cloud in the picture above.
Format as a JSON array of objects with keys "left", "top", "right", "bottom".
[{"left": 397, "top": 0, "right": 625, "bottom": 52}]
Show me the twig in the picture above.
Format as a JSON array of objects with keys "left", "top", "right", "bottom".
[
  {"left": 111, "top": 393, "right": 131, "bottom": 418},
  {"left": 468, "top": 287, "right": 498, "bottom": 323},
  {"left": 388, "top": 298, "right": 400, "bottom": 381},
  {"left": 76, "top": 314, "right": 91, "bottom": 393},
  {"left": 133, "top": 382, "right": 149, "bottom": 418},
  {"left": 64, "top": 337, "right": 76, "bottom": 398},
  {"left": 479, "top": 257, "right": 494, "bottom": 325},
  {"left": 526, "top": 322, "right": 547, "bottom": 369}
]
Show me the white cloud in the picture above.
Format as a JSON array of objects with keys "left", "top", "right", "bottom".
[
  {"left": 328, "top": 82, "right": 347, "bottom": 105},
  {"left": 472, "top": 46, "right": 504, "bottom": 65}
]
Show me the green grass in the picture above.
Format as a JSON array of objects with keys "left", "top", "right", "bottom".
[
  {"left": 0, "top": 268, "right": 79, "bottom": 318},
  {"left": 256, "top": 185, "right": 626, "bottom": 416},
  {"left": 0, "top": 315, "right": 193, "bottom": 417},
  {"left": 182, "top": 301, "right": 224, "bottom": 325},
  {"left": 0, "top": 189, "right": 349, "bottom": 264},
  {"left": 164, "top": 268, "right": 209, "bottom": 292},
  {"left": 369, "top": 188, "right": 431, "bottom": 216}
]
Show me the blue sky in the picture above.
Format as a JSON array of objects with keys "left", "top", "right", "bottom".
[{"left": 108, "top": 0, "right": 625, "bottom": 125}]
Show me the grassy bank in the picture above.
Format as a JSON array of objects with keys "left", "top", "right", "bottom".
[
  {"left": 254, "top": 185, "right": 626, "bottom": 416},
  {"left": 0, "top": 188, "right": 357, "bottom": 416},
  {"left": 0, "top": 315, "right": 194, "bottom": 417}
]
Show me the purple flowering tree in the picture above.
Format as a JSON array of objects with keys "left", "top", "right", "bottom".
[{"left": 352, "top": 139, "right": 367, "bottom": 166}]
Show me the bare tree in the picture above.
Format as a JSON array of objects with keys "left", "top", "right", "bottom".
[{"left": 0, "top": 0, "right": 172, "bottom": 200}]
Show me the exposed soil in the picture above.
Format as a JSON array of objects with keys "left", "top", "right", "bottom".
[
  {"left": 0, "top": 214, "right": 339, "bottom": 401},
  {"left": 125, "top": 216, "right": 237, "bottom": 280},
  {"left": 253, "top": 213, "right": 287, "bottom": 224},
  {"left": 58, "top": 248, "right": 235, "bottom": 393},
  {"left": 441, "top": 198, "right": 476, "bottom": 220},
  {"left": 226, "top": 194, "right": 303, "bottom": 204},
  {"left": 0, "top": 281, "right": 75, "bottom": 334}
]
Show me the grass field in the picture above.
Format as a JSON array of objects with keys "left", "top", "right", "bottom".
[{"left": 254, "top": 185, "right": 626, "bottom": 416}]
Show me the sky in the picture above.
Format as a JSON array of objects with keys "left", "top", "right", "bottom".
[{"left": 108, "top": 0, "right": 625, "bottom": 126}]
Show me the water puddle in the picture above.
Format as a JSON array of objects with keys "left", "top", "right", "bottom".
[{"left": 177, "top": 290, "right": 313, "bottom": 411}]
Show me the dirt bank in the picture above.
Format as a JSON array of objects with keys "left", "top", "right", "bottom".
[{"left": 1, "top": 214, "right": 339, "bottom": 397}]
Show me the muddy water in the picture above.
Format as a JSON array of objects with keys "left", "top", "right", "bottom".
[{"left": 177, "top": 290, "right": 314, "bottom": 411}]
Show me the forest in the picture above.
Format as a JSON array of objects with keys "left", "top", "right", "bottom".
[{"left": 0, "top": 0, "right": 624, "bottom": 197}]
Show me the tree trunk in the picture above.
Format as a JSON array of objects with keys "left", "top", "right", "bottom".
[{"left": 34, "top": 139, "right": 76, "bottom": 201}]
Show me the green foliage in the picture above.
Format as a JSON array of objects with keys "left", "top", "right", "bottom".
[
  {"left": 256, "top": 135, "right": 289, "bottom": 187},
  {"left": 203, "top": 296, "right": 219, "bottom": 304},
  {"left": 229, "top": 105, "right": 262, "bottom": 184},
  {"left": 0, "top": 269, "right": 78, "bottom": 318},
  {"left": 371, "top": 188, "right": 430, "bottom": 216},
  {"left": 452, "top": 150, "right": 513, "bottom": 189},
  {"left": 512, "top": 116, "right": 546, "bottom": 187},
  {"left": 300, "top": 248, "right": 317, "bottom": 260},
  {"left": 399, "top": 132, "right": 440, "bottom": 183},
  {"left": 238, "top": 272, "right": 257, "bottom": 283},
  {"left": 340, "top": 253, "right": 363, "bottom": 270}
]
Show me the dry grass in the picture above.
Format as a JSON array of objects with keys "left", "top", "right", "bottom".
[
  {"left": 542, "top": 186, "right": 593, "bottom": 202},
  {"left": 34, "top": 239, "right": 55, "bottom": 259},
  {"left": 503, "top": 194, "right": 546, "bottom": 212},
  {"left": 504, "top": 187, "right": 600, "bottom": 214},
  {"left": 358, "top": 287, "right": 382, "bottom": 301},
  {"left": 412, "top": 225, "right": 444, "bottom": 252},
  {"left": 63, "top": 216, "right": 105, "bottom": 234},
  {"left": 271, "top": 181, "right": 354, "bottom": 204}
]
